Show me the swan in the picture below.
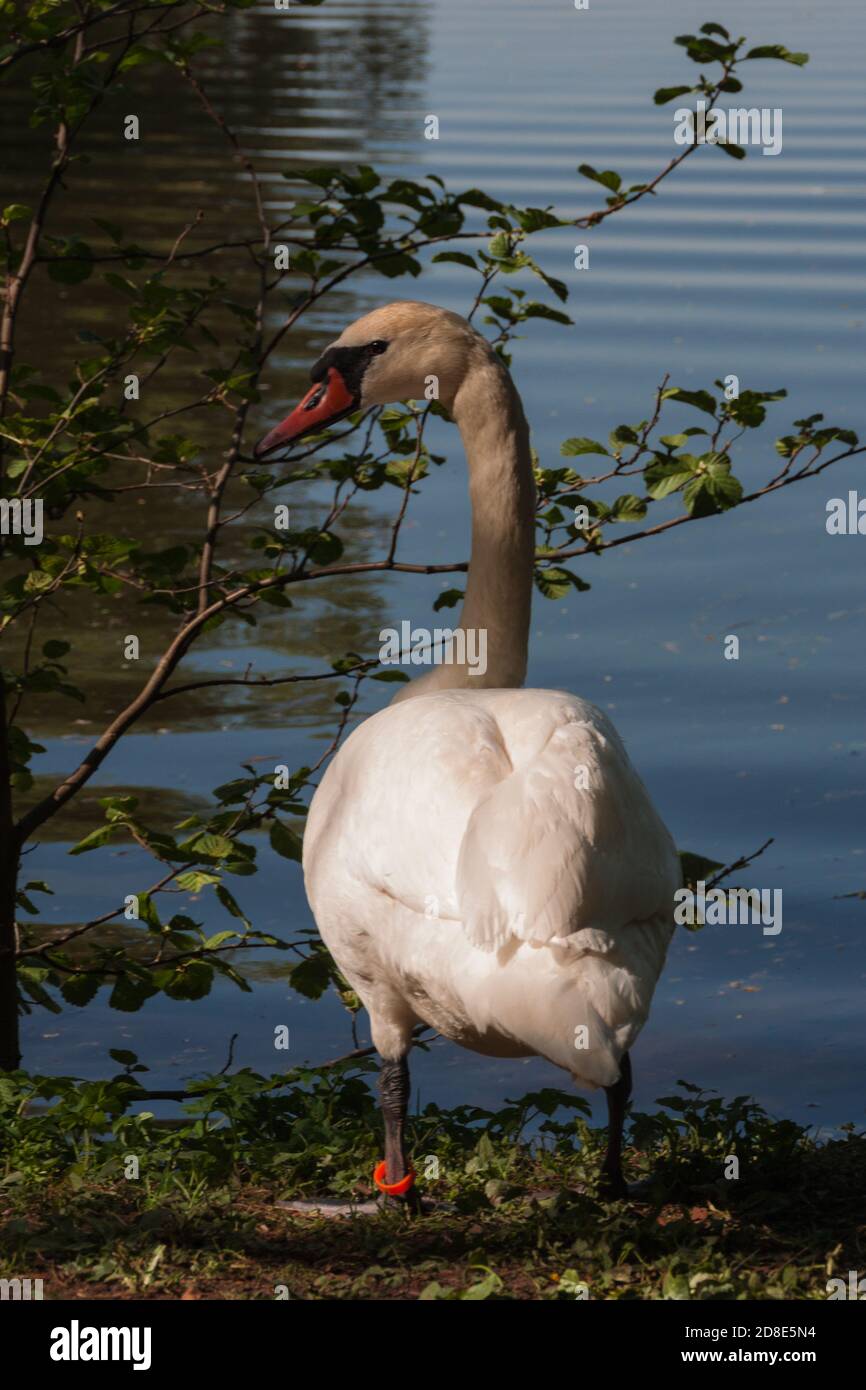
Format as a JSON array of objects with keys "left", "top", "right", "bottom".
[{"left": 255, "top": 301, "right": 680, "bottom": 1205}]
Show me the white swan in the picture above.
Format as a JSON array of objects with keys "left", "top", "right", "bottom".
[{"left": 256, "top": 301, "right": 679, "bottom": 1203}]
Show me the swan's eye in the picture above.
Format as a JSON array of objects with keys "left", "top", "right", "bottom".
[{"left": 367, "top": 340, "right": 389, "bottom": 355}]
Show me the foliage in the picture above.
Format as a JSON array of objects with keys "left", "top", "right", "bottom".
[
  {"left": 0, "top": 6, "right": 858, "bottom": 1057},
  {"left": 0, "top": 1064, "right": 861, "bottom": 1299}
]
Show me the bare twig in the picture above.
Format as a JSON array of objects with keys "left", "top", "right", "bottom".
[{"left": 705, "top": 838, "right": 775, "bottom": 891}]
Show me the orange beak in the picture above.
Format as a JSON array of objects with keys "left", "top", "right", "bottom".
[{"left": 253, "top": 367, "right": 356, "bottom": 458}]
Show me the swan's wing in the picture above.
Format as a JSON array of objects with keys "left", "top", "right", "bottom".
[
  {"left": 454, "top": 694, "right": 679, "bottom": 951},
  {"left": 304, "top": 689, "right": 678, "bottom": 952},
  {"left": 303, "top": 690, "right": 513, "bottom": 924}
]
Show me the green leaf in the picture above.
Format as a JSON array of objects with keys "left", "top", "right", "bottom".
[
  {"left": 270, "top": 819, "right": 303, "bottom": 862},
  {"left": 717, "top": 142, "right": 746, "bottom": 160},
  {"left": 483, "top": 294, "right": 518, "bottom": 321},
  {"left": 203, "top": 929, "right": 239, "bottom": 949},
  {"left": 520, "top": 302, "right": 573, "bottom": 326},
  {"left": 60, "top": 974, "right": 100, "bottom": 1008},
  {"left": 164, "top": 961, "right": 213, "bottom": 1001},
  {"left": 282, "top": 165, "right": 335, "bottom": 188},
  {"left": 686, "top": 472, "right": 739, "bottom": 517},
  {"left": 288, "top": 951, "right": 333, "bottom": 1001},
  {"left": 744, "top": 45, "right": 809, "bottom": 66},
  {"left": 99, "top": 794, "right": 139, "bottom": 817},
  {"left": 700, "top": 22, "right": 730, "bottom": 39},
  {"left": 609, "top": 424, "right": 639, "bottom": 449},
  {"left": 663, "top": 1268, "right": 691, "bottom": 1300},
  {"left": 385, "top": 454, "right": 428, "bottom": 488},
  {"left": 109, "top": 1048, "right": 139, "bottom": 1067},
  {"left": 526, "top": 262, "right": 569, "bottom": 303},
  {"left": 109, "top": 975, "right": 158, "bottom": 1013},
  {"left": 47, "top": 244, "right": 93, "bottom": 285},
  {"left": 42, "top": 639, "right": 71, "bottom": 659},
  {"left": 560, "top": 437, "right": 609, "bottom": 458},
  {"left": 308, "top": 530, "right": 343, "bottom": 564},
  {"left": 724, "top": 388, "right": 786, "bottom": 428},
  {"left": 661, "top": 386, "right": 718, "bottom": 417},
  {"left": 175, "top": 870, "right": 222, "bottom": 892},
  {"left": 371, "top": 251, "right": 421, "bottom": 279},
  {"left": 653, "top": 86, "right": 693, "bottom": 105},
  {"left": 431, "top": 251, "right": 479, "bottom": 270},
  {"left": 674, "top": 34, "right": 736, "bottom": 64},
  {"left": 455, "top": 188, "right": 505, "bottom": 212},
  {"left": 644, "top": 458, "right": 697, "bottom": 500},
  {"left": 189, "top": 833, "right": 235, "bottom": 859},
  {"left": 432, "top": 588, "right": 464, "bottom": 612},
  {"left": 534, "top": 567, "right": 590, "bottom": 600},
  {"left": 513, "top": 207, "right": 564, "bottom": 233},
  {"left": 215, "top": 885, "right": 249, "bottom": 924},
  {"left": 462, "top": 1271, "right": 503, "bottom": 1300},
  {"left": 682, "top": 456, "right": 743, "bottom": 516},
  {"left": 24, "top": 571, "right": 55, "bottom": 594},
  {"left": 487, "top": 231, "right": 513, "bottom": 259},
  {"left": 679, "top": 850, "right": 724, "bottom": 889},
  {"left": 18, "top": 965, "right": 61, "bottom": 1014},
  {"left": 68, "top": 825, "right": 116, "bottom": 856},
  {"left": 348, "top": 163, "right": 380, "bottom": 193},
  {"left": 135, "top": 893, "right": 161, "bottom": 930},
  {"left": 577, "top": 163, "right": 621, "bottom": 193},
  {"left": 611, "top": 493, "right": 648, "bottom": 522},
  {"left": 212, "top": 777, "right": 258, "bottom": 804}
]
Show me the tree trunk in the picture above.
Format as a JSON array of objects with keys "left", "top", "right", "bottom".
[{"left": 0, "top": 687, "right": 21, "bottom": 1070}]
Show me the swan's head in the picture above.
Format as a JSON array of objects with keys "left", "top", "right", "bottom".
[{"left": 254, "top": 300, "right": 478, "bottom": 458}]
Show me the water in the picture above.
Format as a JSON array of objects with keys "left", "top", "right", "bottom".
[{"left": 7, "top": 0, "right": 865, "bottom": 1129}]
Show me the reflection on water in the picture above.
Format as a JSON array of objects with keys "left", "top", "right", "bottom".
[{"left": 6, "top": 0, "right": 865, "bottom": 1127}]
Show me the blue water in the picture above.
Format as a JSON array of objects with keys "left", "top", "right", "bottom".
[{"left": 19, "top": 0, "right": 866, "bottom": 1129}]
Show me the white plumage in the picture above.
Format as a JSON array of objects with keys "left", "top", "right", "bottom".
[
  {"left": 258, "top": 300, "right": 679, "bottom": 1196},
  {"left": 304, "top": 687, "right": 678, "bottom": 1089}
]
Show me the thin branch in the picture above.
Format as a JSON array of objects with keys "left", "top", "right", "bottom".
[
  {"left": 130, "top": 1026, "right": 436, "bottom": 1102},
  {"left": 705, "top": 838, "right": 775, "bottom": 891},
  {"left": 546, "top": 443, "right": 866, "bottom": 565},
  {"left": 575, "top": 68, "right": 733, "bottom": 230},
  {"left": 153, "top": 658, "right": 379, "bottom": 704}
]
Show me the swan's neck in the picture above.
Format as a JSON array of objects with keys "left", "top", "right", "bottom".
[{"left": 394, "top": 348, "right": 536, "bottom": 701}]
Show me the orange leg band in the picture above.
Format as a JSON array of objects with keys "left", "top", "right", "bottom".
[{"left": 373, "top": 1160, "right": 415, "bottom": 1196}]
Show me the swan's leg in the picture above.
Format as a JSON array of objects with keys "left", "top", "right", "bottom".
[
  {"left": 379, "top": 1054, "right": 421, "bottom": 1213},
  {"left": 599, "top": 1050, "right": 632, "bottom": 1198},
  {"left": 380, "top": 1055, "right": 410, "bottom": 1184}
]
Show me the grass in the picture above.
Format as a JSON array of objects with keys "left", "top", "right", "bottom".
[{"left": 0, "top": 1061, "right": 862, "bottom": 1300}]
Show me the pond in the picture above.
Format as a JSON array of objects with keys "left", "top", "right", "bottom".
[{"left": 7, "top": 0, "right": 866, "bottom": 1130}]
